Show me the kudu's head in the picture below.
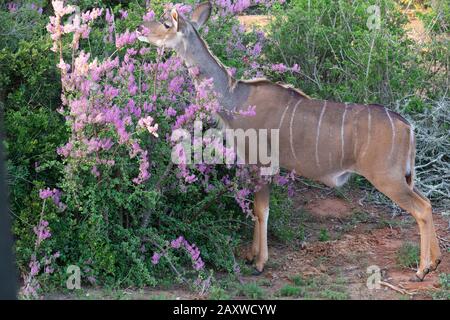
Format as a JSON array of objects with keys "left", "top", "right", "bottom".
[{"left": 138, "top": 2, "right": 212, "bottom": 50}]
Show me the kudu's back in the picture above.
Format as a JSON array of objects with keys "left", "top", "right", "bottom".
[{"left": 227, "top": 80, "right": 414, "bottom": 188}]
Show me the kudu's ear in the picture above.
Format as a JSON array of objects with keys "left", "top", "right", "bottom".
[
  {"left": 170, "top": 8, "right": 180, "bottom": 31},
  {"left": 191, "top": 2, "right": 212, "bottom": 29},
  {"left": 170, "top": 8, "right": 189, "bottom": 32}
]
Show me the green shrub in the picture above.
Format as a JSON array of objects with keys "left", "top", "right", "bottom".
[
  {"left": 0, "top": 5, "right": 66, "bottom": 280},
  {"left": 417, "top": 0, "right": 450, "bottom": 33},
  {"left": 265, "top": 0, "right": 445, "bottom": 104},
  {"left": 397, "top": 242, "right": 420, "bottom": 269},
  {"left": 267, "top": 186, "right": 303, "bottom": 244}
]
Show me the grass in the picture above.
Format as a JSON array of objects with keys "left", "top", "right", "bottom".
[
  {"left": 276, "top": 273, "right": 349, "bottom": 300},
  {"left": 333, "top": 187, "right": 351, "bottom": 202},
  {"left": 318, "top": 228, "right": 330, "bottom": 242},
  {"left": 290, "top": 275, "right": 306, "bottom": 286},
  {"left": 432, "top": 273, "right": 450, "bottom": 300},
  {"left": 350, "top": 210, "right": 371, "bottom": 224},
  {"left": 397, "top": 242, "right": 420, "bottom": 269},
  {"left": 237, "top": 282, "right": 266, "bottom": 299},
  {"left": 377, "top": 216, "right": 414, "bottom": 229},
  {"left": 209, "top": 286, "right": 231, "bottom": 300},
  {"left": 320, "top": 289, "right": 349, "bottom": 300},
  {"left": 150, "top": 293, "right": 172, "bottom": 300},
  {"left": 278, "top": 285, "right": 304, "bottom": 297},
  {"left": 233, "top": 273, "right": 351, "bottom": 300}
]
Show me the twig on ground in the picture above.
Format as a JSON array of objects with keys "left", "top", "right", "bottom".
[
  {"left": 379, "top": 281, "right": 417, "bottom": 296},
  {"left": 437, "top": 236, "right": 450, "bottom": 250}
]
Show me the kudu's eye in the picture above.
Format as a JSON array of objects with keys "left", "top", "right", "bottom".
[{"left": 163, "top": 22, "right": 171, "bottom": 29}]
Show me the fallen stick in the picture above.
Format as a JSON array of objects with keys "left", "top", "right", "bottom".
[
  {"left": 437, "top": 236, "right": 450, "bottom": 250},
  {"left": 379, "top": 281, "right": 417, "bottom": 296}
]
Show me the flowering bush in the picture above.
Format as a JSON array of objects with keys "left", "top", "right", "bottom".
[
  {"left": 20, "top": 196, "right": 61, "bottom": 299},
  {"left": 8, "top": 0, "right": 293, "bottom": 297}
]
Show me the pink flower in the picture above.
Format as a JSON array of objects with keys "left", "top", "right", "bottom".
[
  {"left": 193, "top": 259, "right": 205, "bottom": 271},
  {"left": 52, "top": 0, "right": 76, "bottom": 17},
  {"left": 185, "top": 174, "right": 197, "bottom": 183},
  {"left": 165, "top": 107, "right": 177, "bottom": 118},
  {"left": 29, "top": 259, "right": 40, "bottom": 277},
  {"left": 45, "top": 266, "right": 54, "bottom": 274},
  {"left": 143, "top": 10, "right": 155, "bottom": 22},
  {"left": 151, "top": 252, "right": 161, "bottom": 265},
  {"left": 138, "top": 116, "right": 159, "bottom": 137},
  {"left": 119, "top": 9, "right": 128, "bottom": 19},
  {"left": 39, "top": 188, "right": 54, "bottom": 200},
  {"left": 39, "top": 188, "right": 66, "bottom": 211},
  {"left": 81, "top": 8, "right": 104, "bottom": 23},
  {"left": 271, "top": 63, "right": 288, "bottom": 73},
  {"left": 171, "top": 236, "right": 185, "bottom": 249},
  {"left": 33, "top": 220, "right": 51, "bottom": 246},
  {"left": 115, "top": 30, "right": 137, "bottom": 49},
  {"left": 105, "top": 8, "right": 114, "bottom": 23},
  {"left": 238, "top": 105, "right": 256, "bottom": 117},
  {"left": 7, "top": 2, "right": 18, "bottom": 13}
]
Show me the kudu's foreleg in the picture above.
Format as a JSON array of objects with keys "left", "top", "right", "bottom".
[
  {"left": 246, "top": 214, "right": 260, "bottom": 263},
  {"left": 246, "top": 184, "right": 270, "bottom": 273}
]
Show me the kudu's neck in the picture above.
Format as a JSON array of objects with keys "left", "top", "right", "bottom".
[{"left": 175, "top": 30, "right": 237, "bottom": 110}]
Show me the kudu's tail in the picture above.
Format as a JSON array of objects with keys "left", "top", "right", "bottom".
[{"left": 405, "top": 125, "right": 415, "bottom": 188}]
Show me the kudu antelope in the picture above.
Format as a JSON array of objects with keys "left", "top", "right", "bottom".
[{"left": 138, "top": 2, "right": 441, "bottom": 281}]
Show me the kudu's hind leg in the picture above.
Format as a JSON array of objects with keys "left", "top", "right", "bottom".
[
  {"left": 248, "top": 184, "right": 270, "bottom": 274},
  {"left": 413, "top": 187, "right": 441, "bottom": 271},
  {"left": 369, "top": 177, "right": 440, "bottom": 281}
]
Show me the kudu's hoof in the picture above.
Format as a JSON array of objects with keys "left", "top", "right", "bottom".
[
  {"left": 409, "top": 274, "right": 424, "bottom": 282},
  {"left": 430, "top": 259, "right": 441, "bottom": 272},
  {"left": 252, "top": 267, "right": 264, "bottom": 276},
  {"left": 245, "top": 258, "right": 254, "bottom": 265},
  {"left": 410, "top": 268, "right": 430, "bottom": 282}
]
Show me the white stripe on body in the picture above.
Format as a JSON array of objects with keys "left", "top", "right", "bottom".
[
  {"left": 289, "top": 100, "right": 303, "bottom": 162},
  {"left": 315, "top": 101, "right": 328, "bottom": 169},
  {"left": 385, "top": 107, "right": 396, "bottom": 160},
  {"left": 361, "top": 106, "right": 372, "bottom": 159}
]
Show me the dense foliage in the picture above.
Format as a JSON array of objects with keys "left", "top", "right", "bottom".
[{"left": 265, "top": 0, "right": 448, "bottom": 105}]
